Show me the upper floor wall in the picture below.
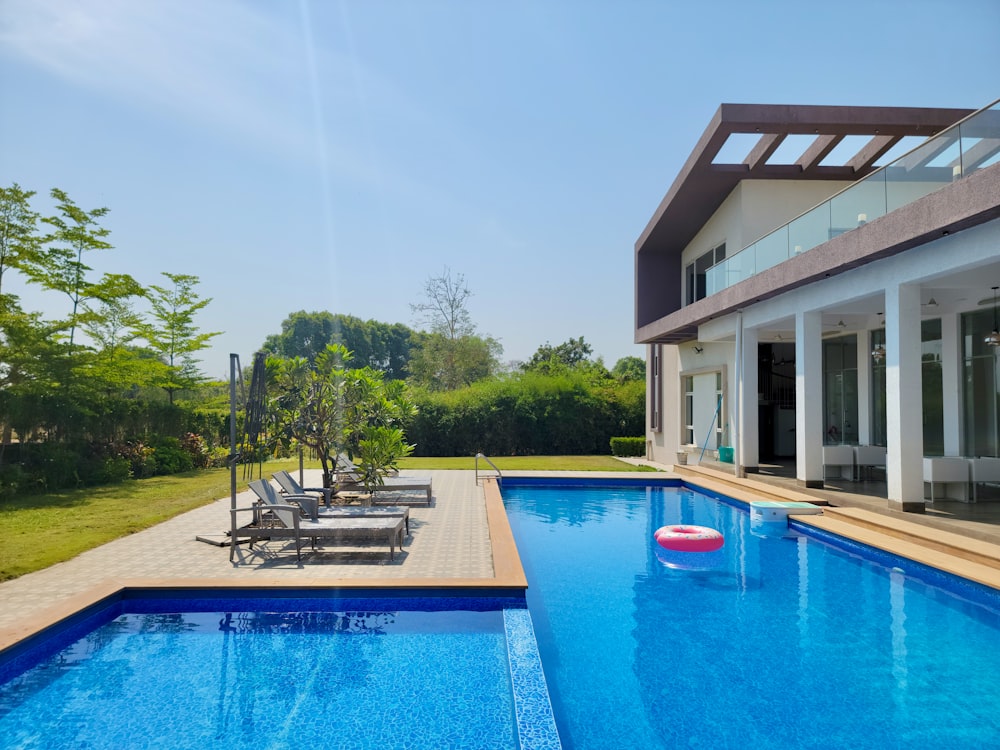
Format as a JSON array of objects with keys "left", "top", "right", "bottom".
[
  {"left": 635, "top": 102, "right": 992, "bottom": 342},
  {"left": 680, "top": 180, "right": 851, "bottom": 306}
]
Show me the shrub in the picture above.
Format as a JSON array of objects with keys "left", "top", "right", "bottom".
[
  {"left": 610, "top": 437, "right": 645, "bottom": 457},
  {"left": 98, "top": 456, "right": 133, "bottom": 484},
  {"left": 114, "top": 440, "right": 157, "bottom": 479},
  {"left": 180, "top": 433, "right": 212, "bottom": 469},
  {"left": 150, "top": 437, "right": 194, "bottom": 475},
  {"left": 0, "top": 464, "right": 25, "bottom": 500}
]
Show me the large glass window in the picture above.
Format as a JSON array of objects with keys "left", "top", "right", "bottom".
[
  {"left": 684, "top": 242, "right": 725, "bottom": 305},
  {"left": 823, "top": 336, "right": 858, "bottom": 445},
  {"left": 683, "top": 376, "right": 694, "bottom": 445},
  {"left": 963, "top": 309, "right": 1000, "bottom": 457},
  {"left": 871, "top": 329, "right": 887, "bottom": 446},
  {"left": 922, "top": 319, "right": 944, "bottom": 456},
  {"left": 716, "top": 372, "right": 724, "bottom": 445},
  {"left": 651, "top": 346, "right": 661, "bottom": 432}
]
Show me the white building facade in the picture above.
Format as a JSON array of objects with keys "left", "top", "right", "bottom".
[{"left": 636, "top": 101, "right": 1000, "bottom": 512}]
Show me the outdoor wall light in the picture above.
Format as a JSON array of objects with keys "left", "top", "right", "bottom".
[{"left": 987, "top": 287, "right": 1000, "bottom": 347}]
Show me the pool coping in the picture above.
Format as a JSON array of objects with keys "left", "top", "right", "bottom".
[{"left": 0, "top": 476, "right": 526, "bottom": 654}]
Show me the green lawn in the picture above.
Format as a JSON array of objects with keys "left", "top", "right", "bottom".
[
  {"left": 0, "top": 455, "right": 657, "bottom": 581},
  {"left": 399, "top": 455, "right": 657, "bottom": 471}
]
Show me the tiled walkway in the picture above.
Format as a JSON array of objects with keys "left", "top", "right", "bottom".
[{"left": 0, "top": 470, "right": 492, "bottom": 633}]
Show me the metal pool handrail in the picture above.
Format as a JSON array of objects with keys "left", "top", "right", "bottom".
[{"left": 475, "top": 452, "right": 503, "bottom": 485}]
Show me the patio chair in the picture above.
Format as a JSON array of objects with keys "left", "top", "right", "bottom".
[
  {"left": 232, "top": 480, "right": 405, "bottom": 562},
  {"left": 822, "top": 445, "right": 855, "bottom": 481},
  {"left": 335, "top": 455, "right": 432, "bottom": 504},
  {"left": 270, "top": 471, "right": 410, "bottom": 534},
  {"left": 970, "top": 457, "right": 1000, "bottom": 502},
  {"left": 271, "top": 470, "right": 333, "bottom": 509},
  {"left": 853, "top": 445, "right": 887, "bottom": 482},
  {"left": 923, "top": 457, "right": 970, "bottom": 503}
]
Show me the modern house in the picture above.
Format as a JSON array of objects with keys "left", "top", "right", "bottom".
[{"left": 636, "top": 99, "right": 1000, "bottom": 511}]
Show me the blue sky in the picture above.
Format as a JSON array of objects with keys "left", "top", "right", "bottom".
[{"left": 2, "top": 0, "right": 998, "bottom": 378}]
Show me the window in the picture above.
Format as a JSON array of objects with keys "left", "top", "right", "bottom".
[
  {"left": 651, "top": 346, "right": 661, "bottom": 432},
  {"left": 716, "top": 372, "right": 724, "bottom": 445},
  {"left": 922, "top": 319, "right": 943, "bottom": 456},
  {"left": 963, "top": 310, "right": 999, "bottom": 457},
  {"left": 685, "top": 242, "right": 726, "bottom": 305},
  {"left": 683, "top": 376, "right": 694, "bottom": 445}
]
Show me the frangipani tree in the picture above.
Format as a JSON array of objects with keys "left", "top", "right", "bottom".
[{"left": 268, "top": 344, "right": 415, "bottom": 494}]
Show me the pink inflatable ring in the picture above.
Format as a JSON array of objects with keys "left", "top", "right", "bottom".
[{"left": 654, "top": 525, "right": 724, "bottom": 553}]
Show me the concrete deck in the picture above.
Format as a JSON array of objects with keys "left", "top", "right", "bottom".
[{"left": 3, "top": 464, "right": 1000, "bottom": 651}]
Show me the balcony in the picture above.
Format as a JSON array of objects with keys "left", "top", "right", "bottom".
[{"left": 704, "top": 99, "right": 1000, "bottom": 297}]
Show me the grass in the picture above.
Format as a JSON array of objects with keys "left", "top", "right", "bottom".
[
  {"left": 399, "top": 455, "right": 658, "bottom": 471},
  {"left": 0, "top": 455, "right": 658, "bottom": 581}
]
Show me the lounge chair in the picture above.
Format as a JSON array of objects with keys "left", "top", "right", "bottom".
[
  {"left": 335, "top": 455, "right": 432, "bottom": 504},
  {"left": 270, "top": 470, "right": 333, "bottom": 508},
  {"left": 232, "top": 480, "right": 405, "bottom": 562},
  {"left": 270, "top": 471, "right": 410, "bottom": 534}
]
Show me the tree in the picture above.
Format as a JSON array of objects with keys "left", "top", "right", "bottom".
[
  {"left": 262, "top": 311, "right": 415, "bottom": 380},
  {"left": 408, "top": 268, "right": 502, "bottom": 390},
  {"left": 410, "top": 266, "right": 474, "bottom": 340},
  {"left": 407, "top": 331, "right": 502, "bottom": 391},
  {"left": 268, "top": 344, "right": 415, "bottom": 490},
  {"left": 523, "top": 336, "right": 594, "bottom": 372},
  {"left": 32, "top": 189, "right": 114, "bottom": 346},
  {"left": 140, "top": 272, "right": 220, "bottom": 404},
  {"left": 612, "top": 356, "right": 646, "bottom": 382},
  {"left": 81, "top": 296, "right": 160, "bottom": 394},
  {"left": 0, "top": 183, "right": 43, "bottom": 301}
]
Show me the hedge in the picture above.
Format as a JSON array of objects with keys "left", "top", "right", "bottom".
[{"left": 610, "top": 437, "right": 645, "bottom": 457}]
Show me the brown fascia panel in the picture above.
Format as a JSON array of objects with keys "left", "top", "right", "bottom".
[{"left": 634, "top": 162, "right": 1000, "bottom": 345}]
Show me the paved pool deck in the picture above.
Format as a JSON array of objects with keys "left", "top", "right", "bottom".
[{"left": 3, "top": 464, "right": 1000, "bottom": 650}]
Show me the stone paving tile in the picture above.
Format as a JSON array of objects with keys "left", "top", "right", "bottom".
[{"left": 0, "top": 470, "right": 493, "bottom": 631}]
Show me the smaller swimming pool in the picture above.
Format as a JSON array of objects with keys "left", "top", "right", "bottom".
[{"left": 0, "top": 590, "right": 561, "bottom": 750}]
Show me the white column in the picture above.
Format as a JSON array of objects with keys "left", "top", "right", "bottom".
[
  {"left": 886, "top": 283, "right": 925, "bottom": 510},
  {"left": 940, "top": 312, "right": 962, "bottom": 456},
  {"left": 796, "top": 310, "right": 823, "bottom": 487},
  {"left": 857, "top": 330, "right": 872, "bottom": 445},
  {"left": 739, "top": 325, "right": 759, "bottom": 474}
]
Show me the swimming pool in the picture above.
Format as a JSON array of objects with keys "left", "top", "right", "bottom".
[
  {"left": 502, "top": 478, "right": 1000, "bottom": 750},
  {"left": 0, "top": 591, "right": 561, "bottom": 750}
]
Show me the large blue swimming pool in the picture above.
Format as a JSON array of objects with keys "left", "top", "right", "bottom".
[{"left": 501, "top": 479, "right": 1000, "bottom": 750}]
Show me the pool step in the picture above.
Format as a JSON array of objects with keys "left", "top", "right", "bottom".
[
  {"left": 793, "top": 511, "right": 1000, "bottom": 590},
  {"left": 673, "top": 464, "right": 831, "bottom": 506},
  {"left": 676, "top": 463, "right": 1000, "bottom": 588},
  {"left": 815, "top": 506, "right": 1000, "bottom": 574}
]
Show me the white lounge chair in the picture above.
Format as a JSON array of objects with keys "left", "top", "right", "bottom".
[
  {"left": 335, "top": 455, "right": 432, "bottom": 504},
  {"left": 270, "top": 470, "right": 333, "bottom": 509},
  {"left": 232, "top": 479, "right": 405, "bottom": 561},
  {"left": 270, "top": 471, "right": 410, "bottom": 534}
]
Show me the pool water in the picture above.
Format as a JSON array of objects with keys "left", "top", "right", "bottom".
[
  {"left": 502, "top": 480, "right": 1000, "bottom": 750},
  {"left": 0, "top": 595, "right": 557, "bottom": 750}
]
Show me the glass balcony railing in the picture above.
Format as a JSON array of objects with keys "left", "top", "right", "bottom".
[{"left": 703, "top": 98, "right": 1000, "bottom": 297}]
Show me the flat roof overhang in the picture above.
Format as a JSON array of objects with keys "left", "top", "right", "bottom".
[
  {"left": 636, "top": 162, "right": 1000, "bottom": 345},
  {"left": 635, "top": 103, "right": 976, "bottom": 333}
]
